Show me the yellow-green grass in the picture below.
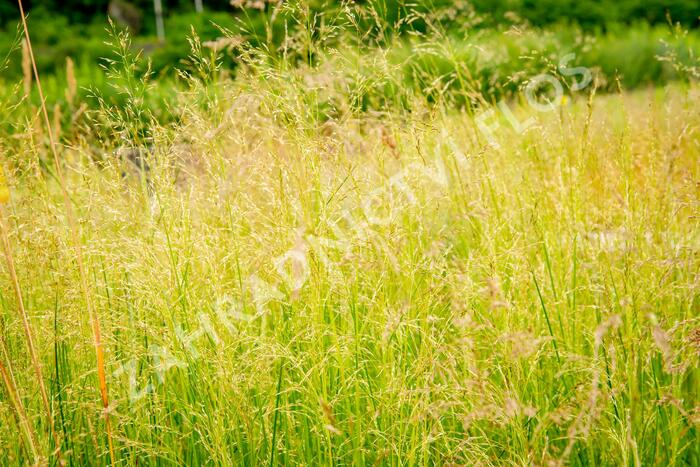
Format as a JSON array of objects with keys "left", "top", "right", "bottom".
[{"left": 0, "top": 78, "right": 699, "bottom": 465}]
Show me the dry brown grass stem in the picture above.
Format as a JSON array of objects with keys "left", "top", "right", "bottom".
[
  {"left": 21, "top": 38, "right": 31, "bottom": 97},
  {"left": 65, "top": 57, "right": 76, "bottom": 106}
]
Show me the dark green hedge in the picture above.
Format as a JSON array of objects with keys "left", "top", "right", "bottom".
[{"left": 3, "top": 0, "right": 699, "bottom": 29}]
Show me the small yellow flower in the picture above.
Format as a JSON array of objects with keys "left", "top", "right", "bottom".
[
  {"left": 560, "top": 95, "right": 569, "bottom": 106},
  {"left": 0, "top": 166, "right": 10, "bottom": 204}
]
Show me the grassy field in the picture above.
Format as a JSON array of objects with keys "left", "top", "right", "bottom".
[{"left": 1, "top": 4, "right": 700, "bottom": 466}]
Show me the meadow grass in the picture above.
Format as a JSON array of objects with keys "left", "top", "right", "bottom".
[{"left": 0, "top": 5, "right": 699, "bottom": 466}]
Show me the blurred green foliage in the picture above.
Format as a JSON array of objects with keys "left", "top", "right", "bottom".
[
  {"left": 2, "top": 0, "right": 699, "bottom": 83},
  {"left": 3, "top": 0, "right": 699, "bottom": 27},
  {"left": 0, "top": 0, "right": 698, "bottom": 125},
  {"left": 469, "top": 0, "right": 700, "bottom": 27}
]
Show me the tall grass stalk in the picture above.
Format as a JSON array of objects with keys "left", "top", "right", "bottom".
[
  {"left": 0, "top": 198, "right": 61, "bottom": 458},
  {"left": 0, "top": 340, "right": 39, "bottom": 464},
  {"left": 16, "top": 1, "right": 116, "bottom": 463}
]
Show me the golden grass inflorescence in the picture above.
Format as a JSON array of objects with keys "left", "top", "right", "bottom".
[{"left": 0, "top": 3, "right": 698, "bottom": 465}]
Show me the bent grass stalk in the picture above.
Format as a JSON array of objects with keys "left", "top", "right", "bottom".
[
  {"left": 0, "top": 341, "right": 39, "bottom": 464},
  {"left": 16, "top": 1, "right": 116, "bottom": 463}
]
